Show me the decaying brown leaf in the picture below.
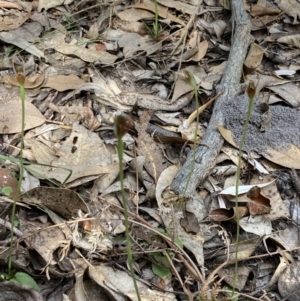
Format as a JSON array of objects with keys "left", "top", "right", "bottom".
[
  {"left": 180, "top": 210, "right": 200, "bottom": 234},
  {"left": 126, "top": 0, "right": 185, "bottom": 25},
  {"left": 20, "top": 186, "right": 89, "bottom": 219},
  {"left": 277, "top": 0, "right": 300, "bottom": 24},
  {"left": 246, "top": 186, "right": 271, "bottom": 216},
  {"left": 135, "top": 111, "right": 168, "bottom": 182},
  {"left": 3, "top": 69, "right": 45, "bottom": 88},
  {"left": 27, "top": 122, "right": 118, "bottom": 183},
  {"left": 43, "top": 74, "right": 85, "bottom": 91},
  {"left": 0, "top": 94, "right": 45, "bottom": 134},
  {"left": 0, "top": 11, "right": 33, "bottom": 31},
  {"left": 19, "top": 216, "right": 66, "bottom": 265},
  {"left": 244, "top": 43, "right": 264, "bottom": 71},
  {"left": 264, "top": 145, "right": 300, "bottom": 169},
  {"left": 209, "top": 206, "right": 249, "bottom": 222},
  {"left": 250, "top": 4, "right": 281, "bottom": 17},
  {"left": 250, "top": 175, "right": 290, "bottom": 220},
  {"left": 55, "top": 44, "right": 118, "bottom": 64}
]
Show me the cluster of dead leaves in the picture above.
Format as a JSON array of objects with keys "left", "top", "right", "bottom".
[{"left": 1, "top": 0, "right": 300, "bottom": 300}]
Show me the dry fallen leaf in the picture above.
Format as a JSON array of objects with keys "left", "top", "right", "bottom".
[
  {"left": 38, "top": 0, "right": 64, "bottom": 12},
  {"left": 250, "top": 4, "right": 281, "bottom": 17},
  {"left": 27, "top": 122, "right": 118, "bottom": 183},
  {"left": 3, "top": 70, "right": 45, "bottom": 89},
  {"left": 264, "top": 145, "right": 300, "bottom": 169},
  {"left": 250, "top": 175, "right": 290, "bottom": 220},
  {"left": 0, "top": 31, "right": 44, "bottom": 58},
  {"left": 0, "top": 94, "right": 45, "bottom": 134},
  {"left": 156, "top": 0, "right": 196, "bottom": 15},
  {"left": 19, "top": 216, "right": 65, "bottom": 265},
  {"left": 277, "top": 0, "right": 300, "bottom": 24},
  {"left": 43, "top": 74, "right": 85, "bottom": 91},
  {"left": 55, "top": 44, "right": 118, "bottom": 64},
  {"left": 20, "top": 186, "right": 89, "bottom": 219},
  {"left": 244, "top": 43, "right": 264, "bottom": 70},
  {"left": 127, "top": 0, "right": 185, "bottom": 25},
  {"left": 209, "top": 207, "right": 249, "bottom": 222},
  {"left": 135, "top": 111, "right": 168, "bottom": 182},
  {"left": 189, "top": 40, "right": 209, "bottom": 62},
  {"left": 217, "top": 125, "right": 238, "bottom": 148},
  {"left": 89, "top": 264, "right": 176, "bottom": 301},
  {"left": 246, "top": 186, "right": 271, "bottom": 216},
  {"left": 0, "top": 11, "right": 33, "bottom": 31}
]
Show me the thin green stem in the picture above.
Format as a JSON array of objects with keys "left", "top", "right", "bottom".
[
  {"left": 181, "top": 72, "right": 199, "bottom": 200},
  {"left": 232, "top": 92, "right": 255, "bottom": 294},
  {"left": 154, "top": 0, "right": 159, "bottom": 38},
  {"left": 117, "top": 137, "right": 141, "bottom": 301},
  {"left": 8, "top": 83, "right": 25, "bottom": 279}
]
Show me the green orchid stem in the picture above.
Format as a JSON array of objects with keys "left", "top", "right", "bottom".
[
  {"left": 181, "top": 71, "right": 199, "bottom": 200},
  {"left": 154, "top": 0, "right": 159, "bottom": 37},
  {"left": 117, "top": 137, "right": 141, "bottom": 301},
  {"left": 232, "top": 92, "right": 255, "bottom": 294},
  {"left": 8, "top": 83, "right": 25, "bottom": 279}
]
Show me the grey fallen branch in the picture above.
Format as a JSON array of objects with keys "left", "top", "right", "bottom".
[{"left": 171, "top": 0, "right": 251, "bottom": 196}]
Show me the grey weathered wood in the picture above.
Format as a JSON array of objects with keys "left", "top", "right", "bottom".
[{"left": 171, "top": 0, "right": 251, "bottom": 196}]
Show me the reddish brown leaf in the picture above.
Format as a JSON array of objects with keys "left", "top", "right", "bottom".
[{"left": 246, "top": 186, "right": 271, "bottom": 216}]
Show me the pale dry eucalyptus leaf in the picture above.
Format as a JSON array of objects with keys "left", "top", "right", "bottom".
[
  {"left": 0, "top": 11, "right": 33, "bottom": 31},
  {"left": 277, "top": 34, "right": 300, "bottom": 48},
  {"left": 156, "top": 0, "right": 196, "bottom": 15},
  {"left": 118, "top": 32, "right": 162, "bottom": 58},
  {"left": 277, "top": 0, "right": 300, "bottom": 24},
  {"left": 264, "top": 145, "right": 300, "bottom": 169},
  {"left": 171, "top": 66, "right": 211, "bottom": 103},
  {"left": 219, "top": 180, "right": 275, "bottom": 196},
  {"left": 3, "top": 70, "right": 45, "bottom": 89},
  {"left": 127, "top": 0, "right": 185, "bottom": 25},
  {"left": 25, "top": 139, "right": 57, "bottom": 164},
  {"left": 0, "top": 31, "right": 44, "bottom": 58},
  {"left": 38, "top": 0, "right": 64, "bottom": 11},
  {"left": 117, "top": 8, "right": 155, "bottom": 22},
  {"left": 135, "top": 111, "right": 168, "bottom": 182},
  {"left": 27, "top": 122, "right": 118, "bottom": 183},
  {"left": 0, "top": 94, "right": 45, "bottom": 134},
  {"left": 239, "top": 215, "right": 272, "bottom": 237},
  {"left": 19, "top": 216, "right": 65, "bottom": 265},
  {"left": 101, "top": 174, "right": 137, "bottom": 197},
  {"left": 244, "top": 43, "right": 264, "bottom": 69},
  {"left": 156, "top": 165, "right": 179, "bottom": 211},
  {"left": 55, "top": 44, "right": 117, "bottom": 64},
  {"left": 21, "top": 169, "right": 40, "bottom": 193},
  {"left": 267, "top": 83, "right": 300, "bottom": 107},
  {"left": 43, "top": 74, "right": 85, "bottom": 91},
  {"left": 89, "top": 264, "right": 176, "bottom": 301},
  {"left": 20, "top": 186, "right": 89, "bottom": 219}
]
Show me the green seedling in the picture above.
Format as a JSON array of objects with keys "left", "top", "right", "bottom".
[
  {"left": 142, "top": 0, "right": 163, "bottom": 40},
  {"left": 1, "top": 186, "right": 13, "bottom": 197},
  {"left": 114, "top": 114, "right": 141, "bottom": 301},
  {"left": 10, "top": 272, "right": 40, "bottom": 291},
  {"left": 150, "top": 230, "right": 183, "bottom": 280}
]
